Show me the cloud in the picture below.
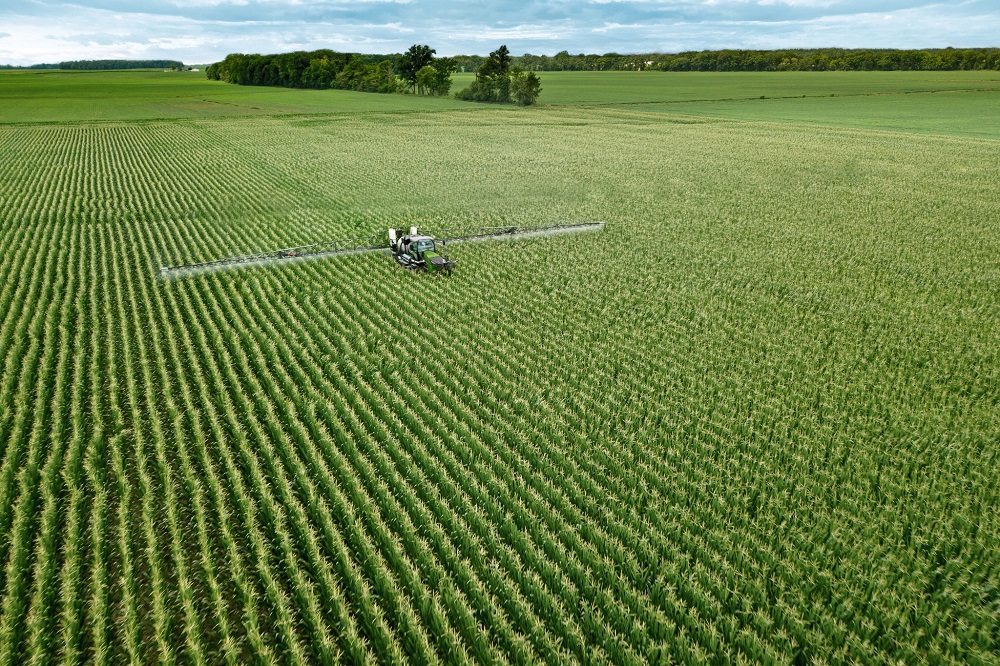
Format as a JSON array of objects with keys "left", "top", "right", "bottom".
[
  {"left": 438, "top": 24, "right": 571, "bottom": 42},
  {"left": 757, "top": 0, "right": 840, "bottom": 6},
  {"left": 0, "top": 0, "right": 997, "bottom": 65}
]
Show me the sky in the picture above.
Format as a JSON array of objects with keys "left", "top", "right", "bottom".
[{"left": 1, "top": 1, "right": 997, "bottom": 65}]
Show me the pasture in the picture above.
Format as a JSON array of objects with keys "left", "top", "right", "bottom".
[{"left": 0, "top": 69, "right": 997, "bottom": 664}]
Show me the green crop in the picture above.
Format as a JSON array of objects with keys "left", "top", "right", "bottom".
[{"left": 0, "top": 69, "right": 996, "bottom": 664}]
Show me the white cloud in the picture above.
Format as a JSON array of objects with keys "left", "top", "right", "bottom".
[
  {"left": 439, "top": 24, "right": 570, "bottom": 41},
  {"left": 757, "top": 0, "right": 839, "bottom": 6},
  {"left": 167, "top": 0, "right": 251, "bottom": 7},
  {"left": 592, "top": 23, "right": 647, "bottom": 32},
  {"left": 757, "top": 0, "right": 838, "bottom": 9}
]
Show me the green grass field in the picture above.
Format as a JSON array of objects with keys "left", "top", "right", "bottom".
[{"left": 0, "top": 69, "right": 997, "bottom": 664}]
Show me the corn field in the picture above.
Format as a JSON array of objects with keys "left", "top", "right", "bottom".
[{"left": 0, "top": 74, "right": 997, "bottom": 664}]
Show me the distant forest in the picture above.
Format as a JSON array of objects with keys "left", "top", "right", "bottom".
[
  {"left": 61, "top": 60, "right": 184, "bottom": 70},
  {"left": 0, "top": 60, "right": 184, "bottom": 70},
  {"left": 502, "top": 48, "right": 1000, "bottom": 72},
  {"left": 0, "top": 63, "right": 60, "bottom": 70}
]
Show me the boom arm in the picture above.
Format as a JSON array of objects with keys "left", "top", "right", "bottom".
[{"left": 159, "top": 222, "right": 604, "bottom": 277}]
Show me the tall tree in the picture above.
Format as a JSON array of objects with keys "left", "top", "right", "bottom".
[
  {"left": 415, "top": 66, "right": 435, "bottom": 96},
  {"left": 510, "top": 68, "right": 542, "bottom": 106},
  {"left": 429, "top": 57, "right": 457, "bottom": 96},
  {"left": 478, "top": 45, "right": 511, "bottom": 79},
  {"left": 398, "top": 44, "right": 436, "bottom": 92},
  {"left": 491, "top": 45, "right": 511, "bottom": 74}
]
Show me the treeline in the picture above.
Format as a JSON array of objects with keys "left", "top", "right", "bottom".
[
  {"left": 59, "top": 60, "right": 184, "bottom": 70},
  {"left": 1, "top": 60, "right": 184, "bottom": 70},
  {"left": 207, "top": 46, "right": 541, "bottom": 105},
  {"left": 500, "top": 48, "right": 1000, "bottom": 72},
  {"left": 205, "top": 51, "right": 397, "bottom": 93},
  {"left": 0, "top": 63, "right": 59, "bottom": 70}
]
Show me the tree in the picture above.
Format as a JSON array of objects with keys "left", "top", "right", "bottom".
[
  {"left": 302, "top": 57, "right": 338, "bottom": 88},
  {"left": 477, "top": 45, "right": 511, "bottom": 81},
  {"left": 429, "top": 57, "right": 456, "bottom": 96},
  {"left": 510, "top": 68, "right": 542, "bottom": 106},
  {"left": 456, "top": 45, "right": 542, "bottom": 105},
  {"left": 415, "top": 66, "right": 435, "bottom": 95},
  {"left": 336, "top": 58, "right": 399, "bottom": 93},
  {"left": 490, "top": 45, "right": 511, "bottom": 74},
  {"left": 398, "top": 44, "right": 435, "bottom": 92},
  {"left": 412, "top": 56, "right": 454, "bottom": 96}
]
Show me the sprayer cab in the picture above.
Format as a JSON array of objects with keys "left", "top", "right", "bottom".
[{"left": 389, "top": 227, "right": 456, "bottom": 273}]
